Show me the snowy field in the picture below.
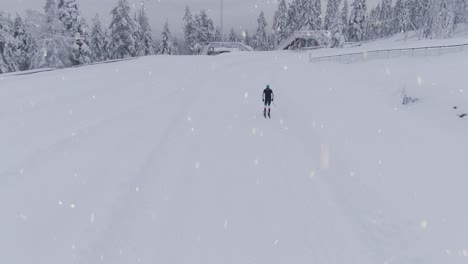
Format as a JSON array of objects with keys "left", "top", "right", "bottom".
[{"left": 1, "top": 37, "right": 468, "bottom": 264}]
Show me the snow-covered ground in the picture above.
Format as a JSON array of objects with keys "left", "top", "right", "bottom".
[{"left": 1, "top": 36, "right": 468, "bottom": 264}]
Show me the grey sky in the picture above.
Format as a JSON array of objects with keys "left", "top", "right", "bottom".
[{"left": 1, "top": 0, "right": 379, "bottom": 38}]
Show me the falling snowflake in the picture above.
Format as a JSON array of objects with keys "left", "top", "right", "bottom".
[
  {"left": 420, "top": 220, "right": 428, "bottom": 230},
  {"left": 417, "top": 76, "right": 423, "bottom": 87}
]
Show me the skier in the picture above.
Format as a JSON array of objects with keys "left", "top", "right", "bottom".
[{"left": 262, "top": 85, "right": 274, "bottom": 118}]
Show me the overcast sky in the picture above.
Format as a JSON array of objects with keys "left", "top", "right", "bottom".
[{"left": 0, "top": 0, "right": 379, "bottom": 38}]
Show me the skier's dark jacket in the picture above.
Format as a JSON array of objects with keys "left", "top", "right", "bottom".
[{"left": 263, "top": 88, "right": 274, "bottom": 102}]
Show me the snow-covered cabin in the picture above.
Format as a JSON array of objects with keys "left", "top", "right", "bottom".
[
  {"left": 277, "top": 31, "right": 332, "bottom": 50},
  {"left": 201, "top": 42, "right": 253, "bottom": 55}
]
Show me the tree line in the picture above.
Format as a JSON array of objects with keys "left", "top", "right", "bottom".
[
  {"left": 0, "top": 0, "right": 177, "bottom": 74},
  {"left": 1, "top": 0, "right": 467, "bottom": 74}
]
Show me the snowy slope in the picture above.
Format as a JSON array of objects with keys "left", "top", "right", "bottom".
[{"left": 1, "top": 40, "right": 468, "bottom": 264}]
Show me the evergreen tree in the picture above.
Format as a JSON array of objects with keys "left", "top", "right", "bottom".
[
  {"left": 0, "top": 12, "right": 19, "bottom": 73},
  {"left": 12, "top": 15, "right": 37, "bottom": 71},
  {"left": 214, "top": 27, "right": 223, "bottom": 41},
  {"left": 439, "top": 0, "right": 455, "bottom": 37},
  {"left": 287, "top": 0, "right": 302, "bottom": 33},
  {"left": 272, "top": 0, "right": 289, "bottom": 45},
  {"left": 330, "top": 11, "right": 346, "bottom": 47},
  {"left": 400, "top": 0, "right": 413, "bottom": 40},
  {"left": 137, "top": 4, "right": 155, "bottom": 56},
  {"left": 31, "top": 0, "right": 71, "bottom": 69},
  {"left": 314, "top": 0, "right": 323, "bottom": 29},
  {"left": 158, "top": 20, "right": 177, "bottom": 55},
  {"left": 242, "top": 30, "right": 252, "bottom": 46},
  {"left": 44, "top": 0, "right": 63, "bottom": 34},
  {"left": 454, "top": 0, "right": 467, "bottom": 24},
  {"left": 194, "top": 10, "right": 215, "bottom": 45},
  {"left": 267, "top": 33, "right": 276, "bottom": 50},
  {"left": 368, "top": 4, "right": 382, "bottom": 39},
  {"left": 183, "top": 6, "right": 197, "bottom": 54},
  {"left": 300, "top": 0, "right": 323, "bottom": 30},
  {"left": 103, "top": 28, "right": 111, "bottom": 60},
  {"left": 380, "top": 0, "right": 394, "bottom": 36},
  {"left": 229, "top": 27, "right": 238, "bottom": 42},
  {"left": 464, "top": 0, "right": 468, "bottom": 25},
  {"left": 253, "top": 11, "right": 269, "bottom": 50},
  {"left": 341, "top": 0, "right": 350, "bottom": 37},
  {"left": 57, "top": 0, "right": 91, "bottom": 65},
  {"left": 109, "top": 0, "right": 137, "bottom": 59},
  {"left": 325, "top": 0, "right": 341, "bottom": 30},
  {"left": 89, "top": 14, "right": 106, "bottom": 62},
  {"left": 393, "top": 0, "right": 404, "bottom": 33},
  {"left": 423, "top": 0, "right": 455, "bottom": 38},
  {"left": 348, "top": 0, "right": 368, "bottom": 41},
  {"left": 57, "top": 0, "right": 86, "bottom": 34},
  {"left": 411, "top": 0, "right": 427, "bottom": 29},
  {"left": 133, "top": 12, "right": 143, "bottom": 56}
]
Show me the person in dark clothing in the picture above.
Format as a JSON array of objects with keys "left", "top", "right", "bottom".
[{"left": 262, "top": 85, "right": 274, "bottom": 117}]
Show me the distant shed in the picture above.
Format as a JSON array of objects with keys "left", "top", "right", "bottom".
[
  {"left": 201, "top": 42, "right": 253, "bottom": 55},
  {"left": 277, "top": 31, "right": 332, "bottom": 50}
]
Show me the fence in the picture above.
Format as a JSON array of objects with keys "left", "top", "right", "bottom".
[{"left": 309, "top": 43, "right": 468, "bottom": 64}]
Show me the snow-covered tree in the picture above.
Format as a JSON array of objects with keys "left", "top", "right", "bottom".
[
  {"left": 183, "top": 6, "right": 197, "bottom": 54},
  {"left": 229, "top": 27, "right": 238, "bottom": 42},
  {"left": 136, "top": 3, "right": 155, "bottom": 56},
  {"left": 109, "top": 0, "right": 136, "bottom": 59},
  {"left": 242, "top": 30, "right": 252, "bottom": 46},
  {"left": 463, "top": 0, "right": 468, "bottom": 25},
  {"left": 287, "top": 0, "right": 302, "bottom": 33},
  {"left": 272, "top": 0, "right": 289, "bottom": 45},
  {"left": 0, "top": 12, "right": 19, "bottom": 73},
  {"left": 194, "top": 10, "right": 215, "bottom": 45},
  {"left": 12, "top": 15, "right": 37, "bottom": 71},
  {"left": 394, "top": 0, "right": 413, "bottom": 39},
  {"left": 300, "top": 0, "right": 323, "bottom": 30},
  {"left": 89, "top": 14, "right": 106, "bottom": 62},
  {"left": 368, "top": 4, "right": 382, "bottom": 39},
  {"left": 314, "top": 0, "right": 323, "bottom": 29},
  {"left": 393, "top": 0, "right": 403, "bottom": 32},
  {"left": 341, "top": 0, "right": 349, "bottom": 37},
  {"left": 214, "top": 27, "right": 222, "bottom": 41},
  {"left": 380, "top": 0, "right": 394, "bottom": 36},
  {"left": 44, "top": 0, "right": 63, "bottom": 34},
  {"left": 103, "top": 28, "right": 111, "bottom": 59},
  {"left": 57, "top": 0, "right": 86, "bottom": 34},
  {"left": 423, "top": 0, "right": 456, "bottom": 38},
  {"left": 133, "top": 12, "right": 143, "bottom": 56},
  {"left": 439, "top": 0, "right": 456, "bottom": 37},
  {"left": 329, "top": 12, "right": 346, "bottom": 47},
  {"left": 348, "top": 0, "right": 368, "bottom": 41},
  {"left": 325, "top": 0, "right": 341, "bottom": 30},
  {"left": 454, "top": 0, "right": 467, "bottom": 24},
  {"left": 410, "top": 0, "right": 427, "bottom": 29},
  {"left": 253, "top": 11, "right": 269, "bottom": 50},
  {"left": 158, "top": 20, "right": 178, "bottom": 55},
  {"left": 31, "top": 0, "right": 71, "bottom": 69},
  {"left": 57, "top": 0, "right": 91, "bottom": 65}
]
